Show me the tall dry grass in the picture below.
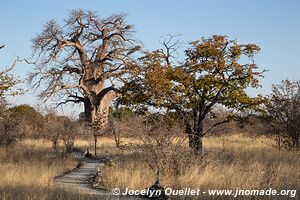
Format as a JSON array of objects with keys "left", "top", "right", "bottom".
[
  {"left": 99, "top": 134, "right": 300, "bottom": 199},
  {"left": 0, "top": 139, "right": 101, "bottom": 200},
  {"left": 0, "top": 135, "right": 298, "bottom": 199}
]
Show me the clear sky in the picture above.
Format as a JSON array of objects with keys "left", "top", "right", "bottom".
[{"left": 0, "top": 0, "right": 300, "bottom": 114}]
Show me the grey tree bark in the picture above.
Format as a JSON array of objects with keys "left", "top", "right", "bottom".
[{"left": 29, "top": 10, "right": 140, "bottom": 155}]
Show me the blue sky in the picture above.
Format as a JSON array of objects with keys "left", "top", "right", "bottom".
[{"left": 0, "top": 0, "right": 300, "bottom": 114}]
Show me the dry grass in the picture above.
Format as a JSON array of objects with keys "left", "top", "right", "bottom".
[
  {"left": 0, "top": 137, "right": 135, "bottom": 200},
  {"left": 99, "top": 134, "right": 300, "bottom": 199},
  {"left": 0, "top": 134, "right": 298, "bottom": 199},
  {"left": 0, "top": 139, "right": 101, "bottom": 200}
]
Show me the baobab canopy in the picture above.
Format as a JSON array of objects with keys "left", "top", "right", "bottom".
[{"left": 29, "top": 9, "right": 141, "bottom": 131}]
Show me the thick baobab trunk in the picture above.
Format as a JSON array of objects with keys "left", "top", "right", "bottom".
[
  {"left": 83, "top": 90, "right": 116, "bottom": 156},
  {"left": 91, "top": 90, "right": 116, "bottom": 129},
  {"left": 84, "top": 97, "right": 93, "bottom": 122}
]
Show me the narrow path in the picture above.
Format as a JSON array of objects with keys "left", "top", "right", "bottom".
[
  {"left": 54, "top": 153, "right": 109, "bottom": 196},
  {"left": 53, "top": 152, "right": 141, "bottom": 199}
]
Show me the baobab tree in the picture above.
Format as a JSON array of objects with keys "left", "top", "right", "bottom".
[
  {"left": 119, "top": 35, "right": 267, "bottom": 154},
  {"left": 29, "top": 10, "right": 141, "bottom": 154}
]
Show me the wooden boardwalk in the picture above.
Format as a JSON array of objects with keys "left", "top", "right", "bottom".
[{"left": 54, "top": 153, "right": 140, "bottom": 199}]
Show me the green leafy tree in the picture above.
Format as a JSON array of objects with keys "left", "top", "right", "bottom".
[
  {"left": 0, "top": 44, "right": 21, "bottom": 146},
  {"left": 9, "top": 104, "right": 44, "bottom": 137},
  {"left": 119, "top": 35, "right": 267, "bottom": 154},
  {"left": 0, "top": 47, "right": 19, "bottom": 103}
]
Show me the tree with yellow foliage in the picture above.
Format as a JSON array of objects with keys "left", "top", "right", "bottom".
[{"left": 119, "top": 35, "right": 267, "bottom": 154}]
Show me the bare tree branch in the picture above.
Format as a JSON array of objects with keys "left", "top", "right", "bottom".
[{"left": 29, "top": 9, "right": 141, "bottom": 128}]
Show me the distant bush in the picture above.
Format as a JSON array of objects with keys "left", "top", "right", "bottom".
[
  {"left": 266, "top": 80, "right": 300, "bottom": 150},
  {"left": 0, "top": 105, "right": 18, "bottom": 146}
]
